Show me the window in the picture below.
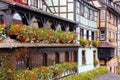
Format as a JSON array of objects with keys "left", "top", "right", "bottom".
[
  {"left": 73, "top": 51, "right": 77, "bottom": 62},
  {"left": 100, "top": 10, "right": 105, "bottom": 21},
  {"left": 42, "top": 53, "right": 47, "bottom": 66},
  {"left": 65, "top": 51, "right": 69, "bottom": 62},
  {"left": 92, "top": 32, "right": 95, "bottom": 40},
  {"left": 86, "top": 30, "right": 89, "bottom": 40},
  {"left": 80, "top": 29, "right": 84, "bottom": 38},
  {"left": 30, "top": 0, "right": 38, "bottom": 8},
  {"left": 100, "top": 30, "right": 105, "bottom": 40},
  {"left": 80, "top": 4, "right": 84, "bottom": 16},
  {"left": 82, "top": 50, "right": 86, "bottom": 65},
  {"left": 55, "top": 52, "right": 59, "bottom": 64}
]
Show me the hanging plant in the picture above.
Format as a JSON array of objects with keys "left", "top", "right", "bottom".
[
  {"left": 92, "top": 40, "right": 98, "bottom": 47},
  {"left": 86, "top": 40, "right": 91, "bottom": 46}
]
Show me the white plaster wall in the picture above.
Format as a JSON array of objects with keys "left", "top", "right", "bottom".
[
  {"left": 78, "top": 47, "right": 99, "bottom": 73},
  {"left": 89, "top": 31, "right": 92, "bottom": 40},
  {"left": 76, "top": 27, "right": 80, "bottom": 44}
]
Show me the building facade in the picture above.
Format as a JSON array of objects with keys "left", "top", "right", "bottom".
[
  {"left": 0, "top": 0, "right": 79, "bottom": 72},
  {"left": 0, "top": 0, "right": 100, "bottom": 73},
  {"left": 89, "top": 0, "right": 120, "bottom": 73},
  {"left": 40, "top": 0, "right": 99, "bottom": 73}
]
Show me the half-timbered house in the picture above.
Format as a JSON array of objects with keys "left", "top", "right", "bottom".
[
  {"left": 0, "top": 0, "right": 79, "bottom": 74},
  {"left": 40, "top": 0, "right": 99, "bottom": 73},
  {"left": 89, "top": 0, "right": 120, "bottom": 73}
]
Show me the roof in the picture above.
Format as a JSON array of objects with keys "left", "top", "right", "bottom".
[
  {"left": 0, "top": 38, "right": 80, "bottom": 48},
  {"left": 0, "top": 0, "right": 77, "bottom": 25},
  {"left": 83, "top": 0, "right": 99, "bottom": 11},
  {"left": 89, "top": 1, "right": 102, "bottom": 8},
  {"left": 98, "top": 41, "right": 115, "bottom": 48}
]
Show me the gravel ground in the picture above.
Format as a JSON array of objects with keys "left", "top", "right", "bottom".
[{"left": 93, "top": 73, "right": 120, "bottom": 80}]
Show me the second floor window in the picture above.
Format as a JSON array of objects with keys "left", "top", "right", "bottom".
[
  {"left": 92, "top": 32, "right": 95, "bottom": 40},
  {"left": 100, "top": 10, "right": 105, "bottom": 21},
  {"left": 86, "top": 30, "right": 89, "bottom": 40},
  {"left": 80, "top": 29, "right": 84, "bottom": 38},
  {"left": 80, "top": 4, "right": 84, "bottom": 16},
  {"left": 100, "top": 30, "right": 105, "bottom": 40}
]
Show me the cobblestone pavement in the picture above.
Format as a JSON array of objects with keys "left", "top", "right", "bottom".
[{"left": 93, "top": 73, "right": 120, "bottom": 80}]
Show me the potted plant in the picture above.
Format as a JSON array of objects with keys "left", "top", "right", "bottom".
[
  {"left": 86, "top": 40, "right": 91, "bottom": 46},
  {"left": 9, "top": 23, "right": 20, "bottom": 39},
  {"left": 80, "top": 38, "right": 87, "bottom": 47}
]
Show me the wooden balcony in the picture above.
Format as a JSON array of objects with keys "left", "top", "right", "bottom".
[{"left": 98, "top": 48, "right": 114, "bottom": 60}]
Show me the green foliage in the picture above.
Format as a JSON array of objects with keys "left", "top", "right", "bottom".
[
  {"left": 118, "top": 67, "right": 120, "bottom": 74},
  {"left": 92, "top": 40, "right": 98, "bottom": 47},
  {"left": 80, "top": 38, "right": 87, "bottom": 47},
  {"left": 64, "top": 67, "right": 108, "bottom": 80},
  {"left": 14, "top": 62, "right": 77, "bottom": 80},
  {"left": 9, "top": 23, "right": 78, "bottom": 43},
  {"left": 0, "top": 53, "right": 13, "bottom": 80},
  {"left": 94, "top": 59, "right": 99, "bottom": 67}
]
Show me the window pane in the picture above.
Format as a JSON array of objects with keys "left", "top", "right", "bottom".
[
  {"left": 31, "top": 0, "right": 38, "bottom": 7},
  {"left": 100, "top": 10, "right": 105, "bottom": 21},
  {"left": 60, "top": 0, "right": 66, "bottom": 5},
  {"left": 82, "top": 50, "right": 86, "bottom": 65},
  {"left": 100, "top": 30, "right": 105, "bottom": 40},
  {"left": 68, "top": 3, "right": 73, "bottom": 12}
]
